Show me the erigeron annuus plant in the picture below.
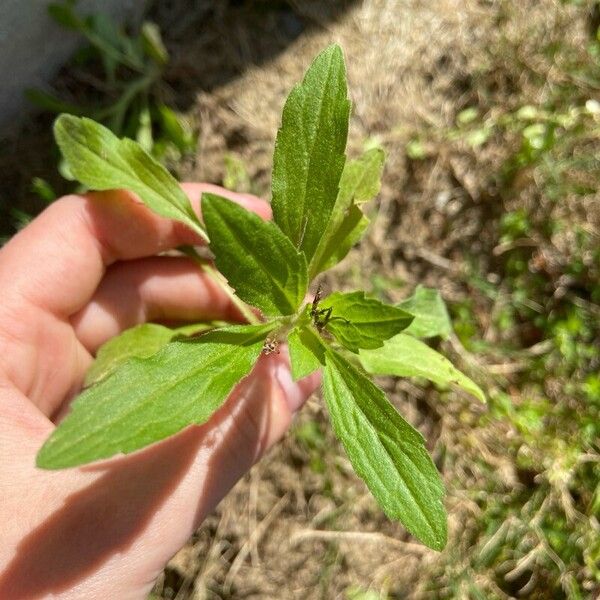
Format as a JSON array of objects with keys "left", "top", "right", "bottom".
[{"left": 37, "top": 45, "right": 485, "bottom": 551}]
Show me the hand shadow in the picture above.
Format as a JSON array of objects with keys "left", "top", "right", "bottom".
[{"left": 0, "top": 361, "right": 276, "bottom": 600}]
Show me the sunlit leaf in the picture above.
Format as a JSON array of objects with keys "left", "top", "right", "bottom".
[
  {"left": 37, "top": 323, "right": 275, "bottom": 469},
  {"left": 323, "top": 348, "right": 447, "bottom": 550},
  {"left": 360, "top": 333, "right": 485, "bottom": 403},
  {"left": 272, "top": 44, "right": 350, "bottom": 264},
  {"left": 54, "top": 115, "right": 206, "bottom": 239}
]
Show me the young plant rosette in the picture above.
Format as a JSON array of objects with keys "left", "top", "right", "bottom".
[{"left": 37, "top": 45, "right": 485, "bottom": 551}]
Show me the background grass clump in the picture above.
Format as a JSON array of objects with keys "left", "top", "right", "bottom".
[{"left": 406, "top": 2, "right": 600, "bottom": 597}]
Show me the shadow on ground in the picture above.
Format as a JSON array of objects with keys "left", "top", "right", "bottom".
[{"left": 0, "top": 0, "right": 358, "bottom": 238}]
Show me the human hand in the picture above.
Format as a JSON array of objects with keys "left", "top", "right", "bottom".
[{"left": 0, "top": 184, "right": 319, "bottom": 599}]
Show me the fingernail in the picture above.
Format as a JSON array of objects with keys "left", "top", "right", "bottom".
[{"left": 273, "top": 362, "right": 306, "bottom": 413}]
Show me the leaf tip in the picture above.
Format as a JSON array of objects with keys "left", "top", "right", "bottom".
[
  {"left": 53, "top": 112, "right": 75, "bottom": 140},
  {"left": 474, "top": 386, "right": 487, "bottom": 404},
  {"left": 321, "top": 42, "right": 343, "bottom": 57},
  {"left": 428, "top": 527, "right": 448, "bottom": 552},
  {"left": 311, "top": 43, "right": 347, "bottom": 78},
  {"left": 35, "top": 440, "right": 60, "bottom": 471}
]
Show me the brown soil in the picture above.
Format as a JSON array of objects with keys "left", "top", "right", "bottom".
[{"left": 149, "top": 1, "right": 593, "bottom": 599}]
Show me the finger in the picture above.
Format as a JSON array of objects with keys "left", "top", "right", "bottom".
[
  {"left": 0, "top": 357, "right": 320, "bottom": 599},
  {"left": 181, "top": 182, "right": 272, "bottom": 220},
  {"left": 128, "top": 354, "right": 321, "bottom": 593},
  {"left": 71, "top": 256, "right": 243, "bottom": 353},
  {"left": 0, "top": 184, "right": 267, "bottom": 404},
  {"left": 0, "top": 184, "right": 269, "bottom": 318}
]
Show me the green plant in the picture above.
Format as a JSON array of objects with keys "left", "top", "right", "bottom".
[
  {"left": 35, "top": 45, "right": 485, "bottom": 551},
  {"left": 27, "top": 0, "right": 195, "bottom": 163}
]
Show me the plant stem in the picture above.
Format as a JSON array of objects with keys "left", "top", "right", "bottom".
[
  {"left": 180, "top": 246, "right": 259, "bottom": 325},
  {"left": 99, "top": 68, "right": 161, "bottom": 133}
]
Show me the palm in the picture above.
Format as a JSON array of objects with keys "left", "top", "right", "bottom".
[{"left": 0, "top": 184, "right": 317, "bottom": 599}]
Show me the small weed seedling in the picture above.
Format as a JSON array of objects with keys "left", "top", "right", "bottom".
[
  {"left": 36, "top": 45, "right": 485, "bottom": 551},
  {"left": 28, "top": 1, "right": 196, "bottom": 163}
]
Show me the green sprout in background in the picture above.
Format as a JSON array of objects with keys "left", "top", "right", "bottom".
[{"left": 27, "top": 0, "right": 196, "bottom": 172}]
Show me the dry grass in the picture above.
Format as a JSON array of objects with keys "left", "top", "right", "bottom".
[{"left": 149, "top": 1, "right": 599, "bottom": 599}]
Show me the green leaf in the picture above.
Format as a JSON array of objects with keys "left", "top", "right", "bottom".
[
  {"left": 136, "top": 102, "right": 154, "bottom": 153},
  {"left": 30, "top": 177, "right": 57, "bottom": 203},
  {"left": 310, "top": 200, "right": 367, "bottom": 277},
  {"left": 202, "top": 193, "right": 308, "bottom": 316},
  {"left": 141, "top": 21, "right": 168, "bottom": 65},
  {"left": 319, "top": 291, "right": 414, "bottom": 353},
  {"left": 25, "top": 89, "right": 85, "bottom": 115},
  {"left": 37, "top": 323, "right": 275, "bottom": 469},
  {"left": 84, "top": 13, "right": 144, "bottom": 72},
  {"left": 346, "top": 587, "right": 388, "bottom": 600},
  {"left": 287, "top": 326, "right": 323, "bottom": 381},
  {"left": 223, "top": 153, "right": 250, "bottom": 192},
  {"left": 399, "top": 286, "right": 453, "bottom": 339},
  {"left": 271, "top": 44, "right": 350, "bottom": 263},
  {"left": 157, "top": 105, "right": 196, "bottom": 154},
  {"left": 84, "top": 322, "right": 214, "bottom": 387},
  {"left": 310, "top": 148, "right": 385, "bottom": 277},
  {"left": 48, "top": 2, "right": 83, "bottom": 31},
  {"left": 338, "top": 147, "right": 386, "bottom": 207},
  {"left": 323, "top": 349, "right": 447, "bottom": 550},
  {"left": 320, "top": 205, "right": 369, "bottom": 272},
  {"left": 359, "top": 333, "right": 485, "bottom": 403},
  {"left": 53, "top": 114, "right": 206, "bottom": 240}
]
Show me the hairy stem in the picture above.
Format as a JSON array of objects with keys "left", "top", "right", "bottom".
[{"left": 180, "top": 246, "right": 259, "bottom": 325}]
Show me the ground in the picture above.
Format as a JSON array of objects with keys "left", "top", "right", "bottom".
[{"left": 1, "top": 1, "right": 599, "bottom": 599}]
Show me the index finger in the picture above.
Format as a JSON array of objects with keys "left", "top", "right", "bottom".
[{"left": 0, "top": 183, "right": 270, "bottom": 319}]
